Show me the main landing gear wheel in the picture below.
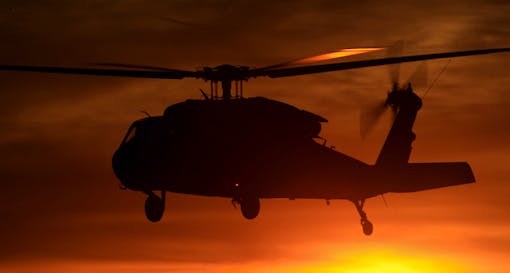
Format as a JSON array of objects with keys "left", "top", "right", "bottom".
[
  {"left": 240, "top": 195, "right": 260, "bottom": 220},
  {"left": 145, "top": 191, "right": 166, "bottom": 222},
  {"left": 352, "top": 199, "right": 373, "bottom": 236}
]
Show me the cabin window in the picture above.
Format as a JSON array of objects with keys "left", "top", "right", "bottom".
[{"left": 122, "top": 125, "right": 137, "bottom": 144}]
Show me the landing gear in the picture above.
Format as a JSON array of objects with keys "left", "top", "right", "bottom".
[
  {"left": 361, "top": 218, "right": 373, "bottom": 236},
  {"left": 145, "top": 191, "right": 165, "bottom": 222},
  {"left": 240, "top": 195, "right": 260, "bottom": 219},
  {"left": 233, "top": 195, "right": 260, "bottom": 220},
  {"left": 352, "top": 199, "right": 373, "bottom": 236}
]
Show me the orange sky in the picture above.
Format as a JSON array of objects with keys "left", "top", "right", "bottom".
[{"left": 1, "top": 1, "right": 509, "bottom": 273}]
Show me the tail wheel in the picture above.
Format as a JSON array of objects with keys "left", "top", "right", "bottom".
[
  {"left": 361, "top": 218, "right": 373, "bottom": 235},
  {"left": 145, "top": 192, "right": 165, "bottom": 222},
  {"left": 352, "top": 199, "right": 374, "bottom": 236},
  {"left": 240, "top": 195, "right": 260, "bottom": 220}
]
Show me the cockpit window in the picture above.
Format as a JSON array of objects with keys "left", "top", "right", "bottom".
[
  {"left": 121, "top": 117, "right": 173, "bottom": 146},
  {"left": 122, "top": 125, "right": 137, "bottom": 144}
]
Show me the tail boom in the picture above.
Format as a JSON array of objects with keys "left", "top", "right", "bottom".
[{"left": 380, "top": 162, "right": 475, "bottom": 193}]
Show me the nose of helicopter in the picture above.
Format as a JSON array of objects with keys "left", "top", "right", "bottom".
[
  {"left": 112, "top": 143, "right": 170, "bottom": 193},
  {"left": 112, "top": 145, "right": 138, "bottom": 189},
  {"left": 112, "top": 147, "right": 126, "bottom": 182}
]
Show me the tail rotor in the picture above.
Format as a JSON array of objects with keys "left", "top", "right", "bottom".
[{"left": 360, "top": 43, "right": 427, "bottom": 139}]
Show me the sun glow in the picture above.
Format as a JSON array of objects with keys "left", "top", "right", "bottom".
[
  {"left": 266, "top": 247, "right": 471, "bottom": 273},
  {"left": 319, "top": 250, "right": 463, "bottom": 273},
  {"left": 292, "top": 48, "right": 384, "bottom": 64},
  {"left": 0, "top": 245, "right": 486, "bottom": 273}
]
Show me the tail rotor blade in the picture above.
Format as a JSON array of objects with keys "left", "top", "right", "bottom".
[
  {"left": 360, "top": 101, "right": 387, "bottom": 139},
  {"left": 387, "top": 41, "right": 404, "bottom": 86},
  {"left": 388, "top": 62, "right": 400, "bottom": 86},
  {"left": 407, "top": 61, "right": 428, "bottom": 90}
]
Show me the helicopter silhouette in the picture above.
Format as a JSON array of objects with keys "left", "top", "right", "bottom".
[{"left": 1, "top": 47, "right": 508, "bottom": 235}]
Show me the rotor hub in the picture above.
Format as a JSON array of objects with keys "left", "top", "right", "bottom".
[
  {"left": 385, "top": 83, "right": 422, "bottom": 111},
  {"left": 200, "top": 65, "right": 250, "bottom": 100}
]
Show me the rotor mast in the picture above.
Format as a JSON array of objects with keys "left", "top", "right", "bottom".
[{"left": 202, "top": 64, "right": 248, "bottom": 100}]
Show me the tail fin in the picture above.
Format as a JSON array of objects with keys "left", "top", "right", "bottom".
[
  {"left": 376, "top": 86, "right": 422, "bottom": 167},
  {"left": 374, "top": 86, "right": 475, "bottom": 193}
]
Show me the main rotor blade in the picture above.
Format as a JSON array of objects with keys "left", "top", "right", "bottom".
[
  {"left": 254, "top": 48, "right": 509, "bottom": 78},
  {"left": 89, "top": 62, "right": 191, "bottom": 73},
  {"left": 0, "top": 65, "right": 198, "bottom": 79},
  {"left": 253, "top": 47, "right": 384, "bottom": 72}
]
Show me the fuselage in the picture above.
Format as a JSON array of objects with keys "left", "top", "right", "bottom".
[
  {"left": 112, "top": 97, "right": 386, "bottom": 201},
  {"left": 112, "top": 94, "right": 474, "bottom": 203}
]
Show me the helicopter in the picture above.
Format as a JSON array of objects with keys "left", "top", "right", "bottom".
[{"left": 1, "top": 47, "right": 508, "bottom": 235}]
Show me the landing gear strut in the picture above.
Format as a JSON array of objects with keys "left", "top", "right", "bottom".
[
  {"left": 352, "top": 199, "right": 373, "bottom": 236},
  {"left": 145, "top": 191, "right": 166, "bottom": 222}
]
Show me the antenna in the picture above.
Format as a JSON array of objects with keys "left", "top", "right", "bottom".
[
  {"left": 141, "top": 110, "right": 151, "bottom": 117},
  {"left": 422, "top": 59, "right": 451, "bottom": 100}
]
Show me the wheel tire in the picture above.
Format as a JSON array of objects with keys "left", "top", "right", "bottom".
[
  {"left": 145, "top": 194, "right": 165, "bottom": 222},
  {"left": 240, "top": 195, "right": 260, "bottom": 220},
  {"left": 361, "top": 219, "right": 373, "bottom": 236}
]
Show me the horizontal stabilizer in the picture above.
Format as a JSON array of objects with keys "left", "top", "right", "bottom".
[{"left": 388, "top": 162, "right": 475, "bottom": 193}]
